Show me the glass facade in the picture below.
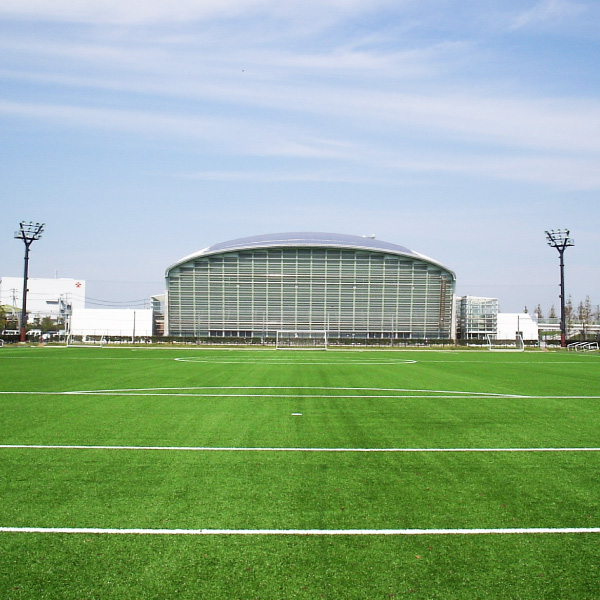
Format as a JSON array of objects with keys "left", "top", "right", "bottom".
[
  {"left": 167, "top": 244, "right": 455, "bottom": 339},
  {"left": 456, "top": 296, "right": 498, "bottom": 339}
]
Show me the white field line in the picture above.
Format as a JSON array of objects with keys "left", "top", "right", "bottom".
[
  {"left": 1, "top": 444, "right": 599, "bottom": 453},
  {"left": 1, "top": 526, "right": 599, "bottom": 536},
  {"left": 0, "top": 391, "right": 529, "bottom": 399},
  {"left": 0, "top": 385, "right": 570, "bottom": 399},
  {"left": 1, "top": 390, "right": 599, "bottom": 399},
  {"left": 7, "top": 343, "right": 599, "bottom": 355},
  {"left": 69, "top": 385, "right": 527, "bottom": 396},
  {"left": 174, "top": 358, "right": 418, "bottom": 365},
  {"left": 2, "top": 354, "right": 593, "bottom": 365}
]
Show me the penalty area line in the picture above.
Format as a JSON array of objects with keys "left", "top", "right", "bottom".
[
  {"left": 1, "top": 527, "right": 599, "bottom": 536},
  {"left": 0, "top": 445, "right": 599, "bottom": 453}
]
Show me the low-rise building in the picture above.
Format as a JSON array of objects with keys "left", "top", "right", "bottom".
[{"left": 0, "top": 276, "right": 85, "bottom": 324}]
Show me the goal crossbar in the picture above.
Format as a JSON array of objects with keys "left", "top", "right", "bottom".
[
  {"left": 276, "top": 330, "right": 328, "bottom": 350},
  {"left": 486, "top": 334, "right": 525, "bottom": 352}
]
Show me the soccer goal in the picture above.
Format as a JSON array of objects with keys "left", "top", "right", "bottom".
[
  {"left": 486, "top": 334, "right": 525, "bottom": 352},
  {"left": 276, "top": 330, "right": 328, "bottom": 350},
  {"left": 66, "top": 334, "right": 107, "bottom": 347},
  {"left": 567, "top": 341, "right": 599, "bottom": 352}
]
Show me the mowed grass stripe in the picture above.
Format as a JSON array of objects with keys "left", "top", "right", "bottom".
[
  {"left": 2, "top": 532, "right": 598, "bottom": 600},
  {"left": 1, "top": 393, "right": 598, "bottom": 448},
  {"left": 1, "top": 450, "right": 597, "bottom": 530}
]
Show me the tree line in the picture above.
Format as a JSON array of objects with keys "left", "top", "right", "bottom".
[
  {"left": 525, "top": 295, "right": 600, "bottom": 324},
  {"left": 0, "top": 306, "right": 63, "bottom": 334}
]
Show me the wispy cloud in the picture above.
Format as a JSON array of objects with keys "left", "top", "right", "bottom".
[
  {"left": 175, "top": 152, "right": 600, "bottom": 190},
  {"left": 0, "top": 99, "right": 353, "bottom": 159},
  {"left": 1, "top": 1, "right": 599, "bottom": 188},
  {"left": 511, "top": 0, "right": 585, "bottom": 30},
  {"left": 0, "top": 0, "right": 399, "bottom": 25}
]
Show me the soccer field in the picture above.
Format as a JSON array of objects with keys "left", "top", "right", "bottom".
[{"left": 0, "top": 346, "right": 598, "bottom": 599}]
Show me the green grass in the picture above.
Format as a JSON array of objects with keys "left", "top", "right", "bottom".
[{"left": 0, "top": 346, "right": 599, "bottom": 599}]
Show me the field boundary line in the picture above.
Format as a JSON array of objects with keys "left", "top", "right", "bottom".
[
  {"left": 2, "top": 390, "right": 600, "bottom": 400},
  {"left": 1, "top": 526, "right": 599, "bottom": 536},
  {"left": 1, "top": 444, "right": 599, "bottom": 452},
  {"left": 1, "top": 383, "right": 599, "bottom": 400}
]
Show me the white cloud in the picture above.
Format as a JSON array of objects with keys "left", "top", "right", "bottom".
[
  {"left": 178, "top": 150, "right": 600, "bottom": 190},
  {"left": 511, "top": 0, "right": 585, "bottom": 29},
  {"left": 0, "top": 0, "right": 398, "bottom": 25},
  {"left": 3, "top": 33, "right": 600, "bottom": 158},
  {"left": 2, "top": 0, "right": 600, "bottom": 191},
  {"left": 0, "top": 100, "right": 350, "bottom": 159}
]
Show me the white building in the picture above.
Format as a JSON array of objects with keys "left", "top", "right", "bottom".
[
  {"left": 70, "top": 308, "right": 152, "bottom": 339},
  {"left": 0, "top": 277, "right": 85, "bottom": 323},
  {"left": 497, "top": 313, "right": 539, "bottom": 341}
]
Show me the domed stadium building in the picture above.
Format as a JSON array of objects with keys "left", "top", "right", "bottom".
[{"left": 165, "top": 233, "right": 456, "bottom": 341}]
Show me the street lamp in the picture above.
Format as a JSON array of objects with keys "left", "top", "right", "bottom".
[
  {"left": 14, "top": 221, "right": 45, "bottom": 342},
  {"left": 545, "top": 229, "right": 574, "bottom": 348}
]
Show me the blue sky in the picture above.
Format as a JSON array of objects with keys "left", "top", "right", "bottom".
[{"left": 1, "top": 0, "right": 599, "bottom": 313}]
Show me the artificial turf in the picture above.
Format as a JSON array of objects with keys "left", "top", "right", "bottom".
[{"left": 0, "top": 345, "right": 598, "bottom": 599}]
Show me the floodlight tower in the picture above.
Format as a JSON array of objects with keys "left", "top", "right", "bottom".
[
  {"left": 14, "top": 221, "right": 45, "bottom": 342},
  {"left": 545, "top": 229, "right": 574, "bottom": 348}
]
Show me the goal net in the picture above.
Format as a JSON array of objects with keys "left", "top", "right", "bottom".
[
  {"left": 276, "top": 330, "right": 328, "bottom": 350},
  {"left": 66, "top": 333, "right": 107, "bottom": 347},
  {"left": 486, "top": 334, "right": 525, "bottom": 352}
]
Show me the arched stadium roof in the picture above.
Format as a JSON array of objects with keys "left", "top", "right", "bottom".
[{"left": 166, "top": 232, "right": 455, "bottom": 278}]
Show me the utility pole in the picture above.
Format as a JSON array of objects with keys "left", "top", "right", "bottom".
[
  {"left": 10, "top": 289, "right": 19, "bottom": 324},
  {"left": 14, "top": 221, "right": 45, "bottom": 342},
  {"left": 545, "top": 229, "right": 574, "bottom": 348}
]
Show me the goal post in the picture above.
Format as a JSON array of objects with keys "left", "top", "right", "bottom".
[
  {"left": 276, "top": 330, "right": 328, "bottom": 350},
  {"left": 486, "top": 334, "right": 525, "bottom": 352},
  {"left": 66, "top": 333, "right": 107, "bottom": 347}
]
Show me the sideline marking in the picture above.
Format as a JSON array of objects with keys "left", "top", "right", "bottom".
[
  {"left": 1, "top": 526, "right": 599, "bottom": 536},
  {"left": 0, "top": 386, "right": 532, "bottom": 398},
  {"left": 175, "top": 357, "right": 418, "bottom": 365},
  {"left": 1, "top": 444, "right": 599, "bottom": 453},
  {"left": 1, "top": 387, "right": 599, "bottom": 400},
  {"left": 63, "top": 385, "right": 529, "bottom": 399},
  {"left": 1, "top": 351, "right": 594, "bottom": 365}
]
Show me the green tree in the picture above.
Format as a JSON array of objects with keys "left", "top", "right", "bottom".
[
  {"left": 0, "top": 305, "right": 18, "bottom": 332},
  {"left": 40, "top": 317, "right": 56, "bottom": 333},
  {"left": 577, "top": 295, "right": 592, "bottom": 338},
  {"left": 565, "top": 295, "right": 574, "bottom": 325},
  {"left": 535, "top": 304, "right": 543, "bottom": 318},
  {"left": 549, "top": 305, "right": 557, "bottom": 319}
]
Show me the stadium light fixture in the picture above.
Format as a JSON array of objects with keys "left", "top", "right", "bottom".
[
  {"left": 545, "top": 229, "right": 574, "bottom": 348},
  {"left": 14, "top": 221, "right": 45, "bottom": 342}
]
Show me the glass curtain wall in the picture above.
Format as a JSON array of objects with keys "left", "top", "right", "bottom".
[
  {"left": 456, "top": 296, "right": 498, "bottom": 339},
  {"left": 167, "top": 248, "right": 455, "bottom": 339}
]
